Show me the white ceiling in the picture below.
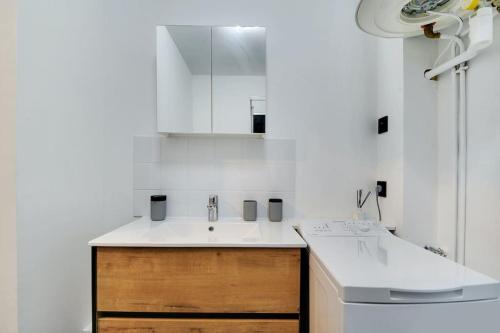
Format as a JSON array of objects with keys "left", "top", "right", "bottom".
[{"left": 166, "top": 26, "right": 266, "bottom": 76}]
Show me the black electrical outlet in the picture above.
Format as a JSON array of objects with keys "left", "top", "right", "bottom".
[
  {"left": 378, "top": 116, "right": 388, "bottom": 134},
  {"left": 377, "top": 181, "right": 387, "bottom": 198}
]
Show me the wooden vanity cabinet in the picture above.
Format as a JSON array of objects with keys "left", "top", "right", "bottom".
[
  {"left": 99, "top": 318, "right": 299, "bottom": 333},
  {"left": 92, "top": 247, "right": 305, "bottom": 333}
]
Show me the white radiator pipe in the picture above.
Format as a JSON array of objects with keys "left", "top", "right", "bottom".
[
  {"left": 427, "top": 7, "right": 495, "bottom": 263},
  {"left": 456, "top": 61, "right": 468, "bottom": 265},
  {"left": 423, "top": 10, "right": 471, "bottom": 263},
  {"left": 445, "top": 40, "right": 468, "bottom": 264}
]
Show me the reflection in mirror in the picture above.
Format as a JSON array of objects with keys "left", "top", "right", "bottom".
[
  {"left": 251, "top": 97, "right": 266, "bottom": 133},
  {"left": 212, "top": 27, "right": 267, "bottom": 134},
  {"left": 156, "top": 26, "right": 211, "bottom": 133}
]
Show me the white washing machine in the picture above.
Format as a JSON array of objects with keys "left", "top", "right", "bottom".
[{"left": 302, "top": 220, "right": 500, "bottom": 333}]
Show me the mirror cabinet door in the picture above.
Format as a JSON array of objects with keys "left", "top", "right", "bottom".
[
  {"left": 156, "top": 26, "right": 267, "bottom": 135},
  {"left": 212, "top": 27, "right": 267, "bottom": 134},
  {"left": 156, "top": 26, "right": 212, "bottom": 134}
]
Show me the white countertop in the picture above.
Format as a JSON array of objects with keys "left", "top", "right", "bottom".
[
  {"left": 89, "top": 217, "right": 307, "bottom": 248},
  {"left": 299, "top": 219, "right": 500, "bottom": 303}
]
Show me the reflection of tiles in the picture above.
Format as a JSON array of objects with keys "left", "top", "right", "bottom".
[{"left": 133, "top": 136, "right": 296, "bottom": 218}]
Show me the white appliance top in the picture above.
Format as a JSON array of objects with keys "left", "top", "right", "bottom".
[
  {"left": 301, "top": 220, "right": 500, "bottom": 304},
  {"left": 89, "top": 217, "right": 306, "bottom": 248}
]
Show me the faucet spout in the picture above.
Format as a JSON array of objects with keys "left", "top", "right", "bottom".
[{"left": 207, "top": 195, "right": 218, "bottom": 222}]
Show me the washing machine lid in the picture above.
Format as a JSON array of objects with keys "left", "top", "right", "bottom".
[
  {"left": 302, "top": 220, "right": 500, "bottom": 304},
  {"left": 356, "top": 0, "right": 470, "bottom": 37}
]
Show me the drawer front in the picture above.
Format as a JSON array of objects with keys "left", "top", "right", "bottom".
[
  {"left": 97, "top": 247, "right": 300, "bottom": 313},
  {"left": 99, "top": 318, "right": 299, "bottom": 333}
]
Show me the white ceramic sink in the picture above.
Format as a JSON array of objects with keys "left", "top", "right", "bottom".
[
  {"left": 164, "top": 221, "right": 262, "bottom": 243},
  {"left": 89, "top": 217, "right": 307, "bottom": 248}
]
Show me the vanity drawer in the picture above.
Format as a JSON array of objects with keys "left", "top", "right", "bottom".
[
  {"left": 96, "top": 247, "right": 301, "bottom": 314},
  {"left": 98, "top": 318, "right": 299, "bottom": 333}
]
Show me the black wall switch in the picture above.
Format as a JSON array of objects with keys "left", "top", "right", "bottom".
[
  {"left": 378, "top": 116, "right": 388, "bottom": 134},
  {"left": 377, "top": 181, "right": 387, "bottom": 198}
]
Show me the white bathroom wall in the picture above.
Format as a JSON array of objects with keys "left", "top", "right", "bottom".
[
  {"left": 17, "top": 1, "right": 157, "bottom": 332},
  {"left": 17, "top": 0, "right": 378, "bottom": 332},
  {"left": 0, "top": 0, "right": 18, "bottom": 332},
  {"left": 400, "top": 37, "right": 439, "bottom": 246},
  {"left": 157, "top": 26, "right": 194, "bottom": 133},
  {"left": 376, "top": 39, "right": 404, "bottom": 229},
  {"left": 134, "top": 136, "right": 296, "bottom": 219},
  {"left": 290, "top": 4, "right": 378, "bottom": 219},
  {"left": 376, "top": 37, "right": 439, "bottom": 246}
]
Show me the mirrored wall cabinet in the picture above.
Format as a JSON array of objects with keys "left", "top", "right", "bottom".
[{"left": 157, "top": 25, "right": 267, "bottom": 135}]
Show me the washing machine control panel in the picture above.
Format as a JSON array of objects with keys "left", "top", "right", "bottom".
[{"left": 306, "top": 220, "right": 387, "bottom": 237}]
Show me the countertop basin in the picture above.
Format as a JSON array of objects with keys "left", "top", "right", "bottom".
[
  {"left": 89, "top": 217, "right": 306, "bottom": 248},
  {"left": 164, "top": 221, "right": 262, "bottom": 242}
]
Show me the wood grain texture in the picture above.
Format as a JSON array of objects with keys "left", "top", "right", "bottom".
[
  {"left": 99, "top": 318, "right": 299, "bottom": 333},
  {"left": 96, "top": 247, "right": 300, "bottom": 313}
]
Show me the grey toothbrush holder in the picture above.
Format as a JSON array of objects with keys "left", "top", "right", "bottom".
[
  {"left": 151, "top": 195, "right": 167, "bottom": 221},
  {"left": 268, "top": 198, "right": 283, "bottom": 222},
  {"left": 243, "top": 200, "right": 257, "bottom": 221}
]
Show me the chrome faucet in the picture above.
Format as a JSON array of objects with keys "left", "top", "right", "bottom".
[{"left": 207, "top": 195, "right": 218, "bottom": 222}]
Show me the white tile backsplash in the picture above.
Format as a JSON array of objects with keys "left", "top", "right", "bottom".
[
  {"left": 218, "top": 191, "right": 244, "bottom": 217},
  {"left": 134, "top": 163, "right": 161, "bottom": 190},
  {"left": 187, "top": 190, "right": 213, "bottom": 217},
  {"left": 133, "top": 136, "right": 296, "bottom": 219},
  {"left": 244, "top": 138, "right": 266, "bottom": 161},
  {"left": 133, "top": 189, "right": 163, "bottom": 217},
  {"left": 214, "top": 138, "right": 244, "bottom": 161},
  {"left": 219, "top": 161, "right": 244, "bottom": 190},
  {"left": 185, "top": 161, "right": 220, "bottom": 191},
  {"left": 264, "top": 139, "right": 296, "bottom": 161},
  {"left": 187, "top": 137, "right": 216, "bottom": 162},
  {"left": 161, "top": 137, "right": 188, "bottom": 162},
  {"left": 163, "top": 191, "right": 189, "bottom": 217},
  {"left": 267, "top": 162, "right": 296, "bottom": 192},
  {"left": 161, "top": 162, "right": 188, "bottom": 189},
  {"left": 238, "top": 161, "right": 268, "bottom": 191},
  {"left": 133, "top": 136, "right": 161, "bottom": 163}
]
